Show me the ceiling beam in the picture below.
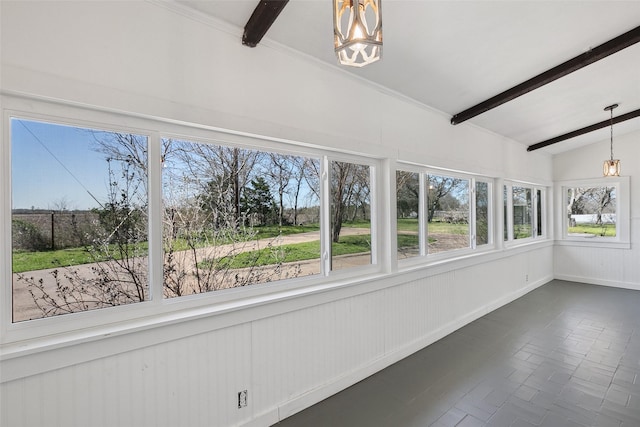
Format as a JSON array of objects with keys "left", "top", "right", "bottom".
[
  {"left": 242, "top": 0, "right": 289, "bottom": 48},
  {"left": 450, "top": 25, "right": 640, "bottom": 125},
  {"left": 527, "top": 108, "right": 640, "bottom": 152}
]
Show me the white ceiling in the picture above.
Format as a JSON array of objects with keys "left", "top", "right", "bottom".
[{"left": 178, "top": 0, "right": 640, "bottom": 155}]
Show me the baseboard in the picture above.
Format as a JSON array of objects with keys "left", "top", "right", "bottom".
[
  {"left": 246, "top": 276, "right": 551, "bottom": 426},
  {"left": 554, "top": 274, "right": 640, "bottom": 291}
]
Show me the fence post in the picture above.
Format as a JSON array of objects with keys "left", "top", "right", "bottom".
[{"left": 51, "top": 211, "right": 55, "bottom": 250}]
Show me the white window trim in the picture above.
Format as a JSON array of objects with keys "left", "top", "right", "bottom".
[
  {"left": 395, "top": 164, "right": 497, "bottom": 268},
  {"left": 503, "top": 180, "right": 548, "bottom": 247},
  {"left": 555, "top": 176, "right": 630, "bottom": 249}
]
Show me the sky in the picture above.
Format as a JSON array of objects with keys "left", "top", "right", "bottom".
[
  {"left": 11, "top": 118, "right": 127, "bottom": 211},
  {"left": 11, "top": 118, "right": 319, "bottom": 212}
]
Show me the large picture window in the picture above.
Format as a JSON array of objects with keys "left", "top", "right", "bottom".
[
  {"left": 566, "top": 185, "right": 616, "bottom": 237},
  {"left": 11, "top": 118, "right": 149, "bottom": 322},
  {"left": 161, "top": 139, "right": 321, "bottom": 297},
  {"left": 557, "top": 177, "right": 630, "bottom": 246}
]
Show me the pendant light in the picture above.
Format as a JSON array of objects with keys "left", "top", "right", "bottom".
[
  {"left": 603, "top": 104, "right": 621, "bottom": 177},
  {"left": 333, "top": 0, "right": 382, "bottom": 67}
]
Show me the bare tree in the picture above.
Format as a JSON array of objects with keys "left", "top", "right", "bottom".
[
  {"left": 170, "top": 142, "right": 261, "bottom": 227},
  {"left": 426, "top": 175, "right": 464, "bottom": 222},
  {"left": 49, "top": 196, "right": 74, "bottom": 212},
  {"left": 568, "top": 186, "right": 615, "bottom": 226},
  {"left": 266, "top": 153, "right": 294, "bottom": 226},
  {"left": 288, "top": 157, "right": 310, "bottom": 225},
  {"left": 396, "top": 171, "right": 419, "bottom": 218},
  {"left": 330, "top": 161, "right": 370, "bottom": 243}
]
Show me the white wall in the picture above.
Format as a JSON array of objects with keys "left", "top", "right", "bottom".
[
  {"left": 1, "top": 2, "right": 554, "bottom": 426},
  {"left": 553, "top": 130, "right": 640, "bottom": 290}
]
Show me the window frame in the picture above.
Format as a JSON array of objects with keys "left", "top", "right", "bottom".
[
  {"left": 503, "top": 180, "right": 547, "bottom": 245},
  {"left": 2, "top": 97, "right": 383, "bottom": 344},
  {"left": 555, "top": 177, "right": 630, "bottom": 248},
  {"left": 395, "top": 164, "right": 495, "bottom": 266}
]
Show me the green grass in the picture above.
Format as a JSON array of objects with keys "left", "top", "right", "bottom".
[
  {"left": 397, "top": 218, "right": 469, "bottom": 235},
  {"left": 12, "top": 243, "right": 149, "bottom": 274},
  {"left": 204, "top": 234, "right": 374, "bottom": 270},
  {"left": 397, "top": 233, "right": 419, "bottom": 248},
  {"left": 397, "top": 218, "right": 419, "bottom": 232},
  {"left": 205, "top": 240, "right": 322, "bottom": 270},
  {"left": 569, "top": 223, "right": 616, "bottom": 237},
  {"left": 167, "top": 224, "right": 321, "bottom": 252},
  {"left": 340, "top": 220, "right": 371, "bottom": 229},
  {"left": 12, "top": 247, "right": 97, "bottom": 273},
  {"left": 514, "top": 224, "right": 532, "bottom": 239},
  {"left": 254, "top": 224, "right": 320, "bottom": 238},
  {"left": 332, "top": 234, "right": 372, "bottom": 255},
  {"left": 12, "top": 246, "right": 125, "bottom": 273}
]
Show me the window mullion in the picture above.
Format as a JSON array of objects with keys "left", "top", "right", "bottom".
[
  {"left": 320, "top": 156, "right": 331, "bottom": 275},
  {"left": 471, "top": 180, "right": 477, "bottom": 249},
  {"left": 148, "top": 133, "right": 163, "bottom": 304},
  {"left": 419, "top": 172, "right": 427, "bottom": 256}
]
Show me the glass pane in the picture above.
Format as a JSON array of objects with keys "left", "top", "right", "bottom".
[
  {"left": 11, "top": 118, "right": 149, "bottom": 322},
  {"left": 396, "top": 170, "right": 419, "bottom": 259},
  {"left": 566, "top": 186, "right": 616, "bottom": 237},
  {"left": 162, "top": 139, "right": 321, "bottom": 296},
  {"left": 513, "top": 186, "right": 532, "bottom": 239},
  {"left": 426, "top": 174, "right": 470, "bottom": 254},
  {"left": 330, "top": 161, "right": 372, "bottom": 270},
  {"left": 475, "top": 181, "right": 489, "bottom": 246}
]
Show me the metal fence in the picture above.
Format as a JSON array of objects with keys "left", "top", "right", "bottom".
[{"left": 12, "top": 211, "right": 100, "bottom": 251}]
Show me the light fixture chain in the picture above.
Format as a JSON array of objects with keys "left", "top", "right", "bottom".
[{"left": 610, "top": 107, "right": 614, "bottom": 161}]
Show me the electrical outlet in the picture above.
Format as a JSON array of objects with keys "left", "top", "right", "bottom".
[
  {"left": 525, "top": 274, "right": 529, "bottom": 282},
  {"left": 238, "top": 390, "right": 248, "bottom": 409}
]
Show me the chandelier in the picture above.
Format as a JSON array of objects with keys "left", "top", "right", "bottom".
[
  {"left": 603, "top": 104, "right": 621, "bottom": 177},
  {"left": 333, "top": 0, "right": 382, "bottom": 67}
]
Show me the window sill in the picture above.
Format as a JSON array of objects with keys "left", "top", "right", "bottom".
[
  {"left": 555, "top": 239, "right": 631, "bottom": 249},
  {"left": 397, "top": 239, "right": 553, "bottom": 279}
]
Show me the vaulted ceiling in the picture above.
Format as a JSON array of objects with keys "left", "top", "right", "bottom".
[{"left": 178, "top": 0, "right": 640, "bottom": 155}]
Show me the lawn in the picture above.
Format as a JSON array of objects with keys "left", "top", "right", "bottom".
[
  {"left": 568, "top": 223, "right": 616, "bottom": 237},
  {"left": 11, "top": 245, "right": 143, "bottom": 274},
  {"left": 203, "top": 234, "right": 375, "bottom": 269},
  {"left": 397, "top": 218, "right": 469, "bottom": 235}
]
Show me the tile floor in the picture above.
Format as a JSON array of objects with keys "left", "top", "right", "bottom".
[{"left": 275, "top": 280, "right": 640, "bottom": 426}]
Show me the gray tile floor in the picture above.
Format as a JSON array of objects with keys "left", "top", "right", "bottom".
[{"left": 275, "top": 280, "right": 640, "bottom": 427}]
